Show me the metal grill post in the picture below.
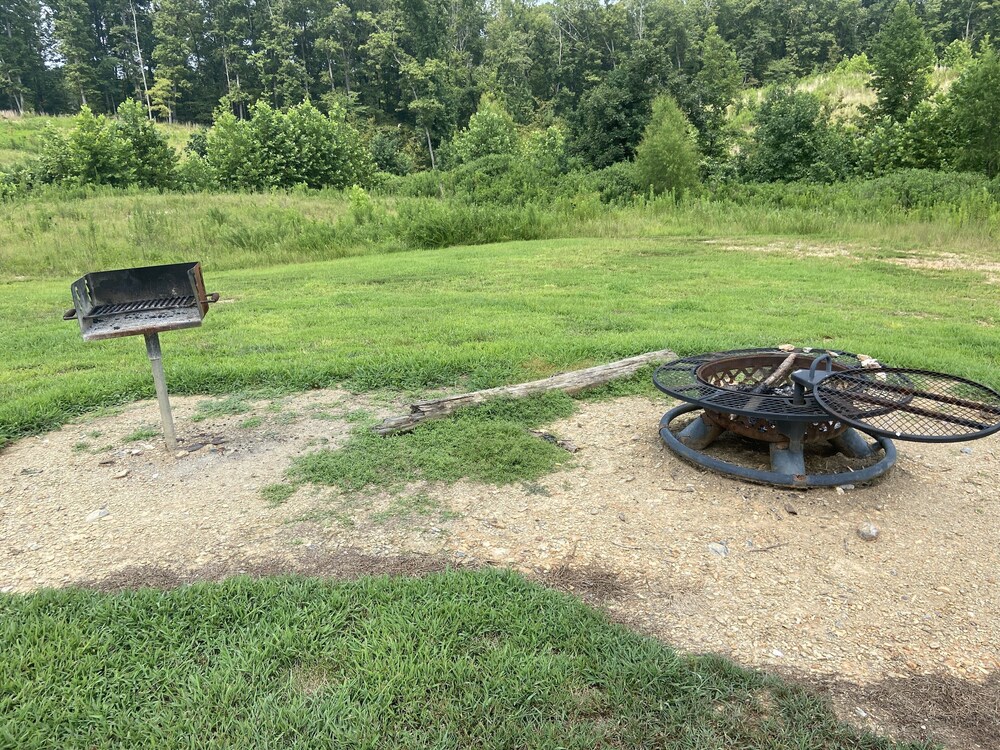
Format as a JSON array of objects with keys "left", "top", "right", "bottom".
[{"left": 144, "top": 333, "right": 178, "bottom": 452}]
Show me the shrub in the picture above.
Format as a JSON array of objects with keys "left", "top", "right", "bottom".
[
  {"left": 634, "top": 95, "right": 700, "bottom": 196},
  {"left": 451, "top": 94, "right": 518, "bottom": 164},
  {"left": 205, "top": 100, "right": 373, "bottom": 190},
  {"left": 38, "top": 100, "right": 176, "bottom": 188},
  {"left": 742, "top": 89, "right": 854, "bottom": 183},
  {"left": 368, "top": 127, "right": 413, "bottom": 175},
  {"left": 583, "top": 162, "right": 641, "bottom": 204}
]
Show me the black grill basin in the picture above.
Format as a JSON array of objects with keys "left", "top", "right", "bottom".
[{"left": 65, "top": 262, "right": 216, "bottom": 341}]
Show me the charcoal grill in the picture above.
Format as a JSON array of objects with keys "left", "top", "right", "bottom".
[
  {"left": 63, "top": 262, "right": 219, "bottom": 452},
  {"left": 653, "top": 348, "right": 1000, "bottom": 488}
]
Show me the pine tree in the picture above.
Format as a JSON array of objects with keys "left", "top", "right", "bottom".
[
  {"left": 869, "top": 0, "right": 935, "bottom": 121},
  {"left": 635, "top": 94, "right": 700, "bottom": 195}
]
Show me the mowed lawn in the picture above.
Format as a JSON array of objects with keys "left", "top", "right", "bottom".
[
  {"left": 0, "top": 569, "right": 925, "bottom": 749},
  {"left": 2, "top": 236, "right": 998, "bottom": 447}
]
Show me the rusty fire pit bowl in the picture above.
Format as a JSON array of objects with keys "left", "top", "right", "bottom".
[{"left": 695, "top": 352, "right": 851, "bottom": 444}]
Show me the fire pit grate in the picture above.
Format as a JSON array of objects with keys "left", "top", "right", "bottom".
[
  {"left": 814, "top": 368, "right": 1000, "bottom": 442},
  {"left": 86, "top": 296, "right": 197, "bottom": 318}
]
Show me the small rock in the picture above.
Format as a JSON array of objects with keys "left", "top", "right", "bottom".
[
  {"left": 617, "top": 512, "right": 626, "bottom": 522},
  {"left": 857, "top": 522, "right": 880, "bottom": 541},
  {"left": 111, "top": 469, "right": 129, "bottom": 480},
  {"left": 708, "top": 541, "right": 729, "bottom": 558},
  {"left": 174, "top": 450, "right": 189, "bottom": 459},
  {"left": 771, "top": 648, "right": 784, "bottom": 657},
  {"left": 128, "top": 448, "right": 142, "bottom": 456},
  {"left": 454, "top": 551, "right": 466, "bottom": 558},
  {"left": 777, "top": 344, "right": 795, "bottom": 352},
  {"left": 835, "top": 486, "right": 845, "bottom": 495},
  {"left": 86, "top": 508, "right": 109, "bottom": 522},
  {"left": 840, "top": 484, "right": 855, "bottom": 491},
  {"left": 854, "top": 707, "right": 868, "bottom": 719},
  {"left": 631, "top": 433, "right": 642, "bottom": 442},
  {"left": 784, "top": 503, "right": 798, "bottom": 515},
  {"left": 960, "top": 447, "right": 972, "bottom": 455}
]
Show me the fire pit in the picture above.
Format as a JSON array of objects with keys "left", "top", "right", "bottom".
[
  {"left": 653, "top": 347, "right": 1000, "bottom": 488},
  {"left": 63, "top": 262, "right": 219, "bottom": 452}
]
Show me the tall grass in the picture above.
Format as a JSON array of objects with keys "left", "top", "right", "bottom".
[{"left": 1, "top": 175, "right": 998, "bottom": 281}]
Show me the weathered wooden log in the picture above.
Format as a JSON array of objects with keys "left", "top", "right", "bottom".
[{"left": 373, "top": 348, "right": 677, "bottom": 436}]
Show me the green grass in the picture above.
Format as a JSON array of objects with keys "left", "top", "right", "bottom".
[
  {"left": 261, "top": 482, "right": 297, "bottom": 506},
  {"left": 3, "top": 235, "right": 998, "bottom": 449},
  {"left": 192, "top": 394, "right": 252, "bottom": 422},
  {"left": 291, "top": 394, "right": 577, "bottom": 491},
  {"left": 0, "top": 569, "right": 927, "bottom": 749},
  {"left": 123, "top": 425, "right": 160, "bottom": 442}
]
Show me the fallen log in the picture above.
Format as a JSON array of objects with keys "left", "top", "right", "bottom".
[{"left": 373, "top": 348, "right": 677, "bottom": 436}]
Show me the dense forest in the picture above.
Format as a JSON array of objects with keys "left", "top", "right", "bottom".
[{"left": 1, "top": 0, "right": 999, "bottom": 190}]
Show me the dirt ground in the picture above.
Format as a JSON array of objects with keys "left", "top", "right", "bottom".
[{"left": 1, "top": 390, "right": 998, "bottom": 749}]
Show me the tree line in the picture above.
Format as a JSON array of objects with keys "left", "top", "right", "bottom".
[{"left": 2, "top": 0, "right": 997, "bottom": 125}]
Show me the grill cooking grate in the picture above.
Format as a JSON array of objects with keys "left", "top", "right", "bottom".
[{"left": 86, "top": 296, "right": 197, "bottom": 318}]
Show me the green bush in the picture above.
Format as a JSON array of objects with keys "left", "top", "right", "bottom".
[
  {"left": 634, "top": 95, "right": 701, "bottom": 196},
  {"left": 451, "top": 94, "right": 518, "bottom": 164},
  {"left": 206, "top": 100, "right": 373, "bottom": 190},
  {"left": 38, "top": 100, "right": 177, "bottom": 188},
  {"left": 944, "top": 46, "right": 1000, "bottom": 177},
  {"left": 581, "top": 162, "right": 641, "bottom": 204},
  {"left": 742, "top": 89, "right": 855, "bottom": 183}
]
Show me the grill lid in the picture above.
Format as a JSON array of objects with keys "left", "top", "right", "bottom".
[{"left": 813, "top": 368, "right": 1000, "bottom": 443}]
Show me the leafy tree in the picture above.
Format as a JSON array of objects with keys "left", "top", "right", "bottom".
[
  {"left": 452, "top": 94, "right": 518, "bottom": 163},
  {"left": 150, "top": 0, "right": 200, "bottom": 122},
  {"left": 634, "top": 94, "right": 700, "bottom": 195},
  {"left": 869, "top": 1, "right": 935, "bottom": 121},
  {"left": 944, "top": 44, "right": 1000, "bottom": 175},
  {"left": 0, "top": 0, "right": 46, "bottom": 113},
  {"left": 114, "top": 98, "right": 176, "bottom": 186},
  {"left": 743, "top": 88, "right": 851, "bottom": 182},
  {"left": 694, "top": 25, "right": 742, "bottom": 155}
]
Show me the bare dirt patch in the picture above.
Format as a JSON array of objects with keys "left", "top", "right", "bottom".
[{"left": 3, "top": 391, "right": 998, "bottom": 748}]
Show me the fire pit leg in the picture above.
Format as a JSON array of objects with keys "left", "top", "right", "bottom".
[
  {"left": 677, "top": 414, "right": 725, "bottom": 450},
  {"left": 144, "top": 333, "right": 178, "bottom": 453}
]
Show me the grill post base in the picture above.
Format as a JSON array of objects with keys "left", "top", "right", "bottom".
[{"left": 145, "top": 333, "right": 178, "bottom": 453}]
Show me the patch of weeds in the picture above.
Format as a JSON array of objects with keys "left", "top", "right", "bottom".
[
  {"left": 289, "top": 393, "right": 578, "bottom": 491},
  {"left": 266, "top": 400, "right": 285, "bottom": 413},
  {"left": 371, "top": 493, "right": 440, "bottom": 524},
  {"left": 240, "top": 416, "right": 264, "bottom": 429},
  {"left": 192, "top": 395, "right": 250, "bottom": 422},
  {"left": 72, "top": 441, "right": 90, "bottom": 453},
  {"left": 522, "top": 481, "right": 551, "bottom": 497},
  {"left": 288, "top": 507, "right": 356, "bottom": 528},
  {"left": 261, "top": 483, "right": 297, "bottom": 507},
  {"left": 272, "top": 411, "right": 300, "bottom": 425},
  {"left": 289, "top": 538, "right": 304, "bottom": 546},
  {"left": 308, "top": 410, "right": 339, "bottom": 421},
  {"left": 124, "top": 426, "right": 159, "bottom": 442},
  {"left": 87, "top": 430, "right": 103, "bottom": 438},
  {"left": 343, "top": 409, "right": 373, "bottom": 424}
]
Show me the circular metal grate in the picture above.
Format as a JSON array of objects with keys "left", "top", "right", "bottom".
[
  {"left": 814, "top": 368, "right": 1000, "bottom": 443},
  {"left": 653, "top": 348, "right": 864, "bottom": 422}
]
